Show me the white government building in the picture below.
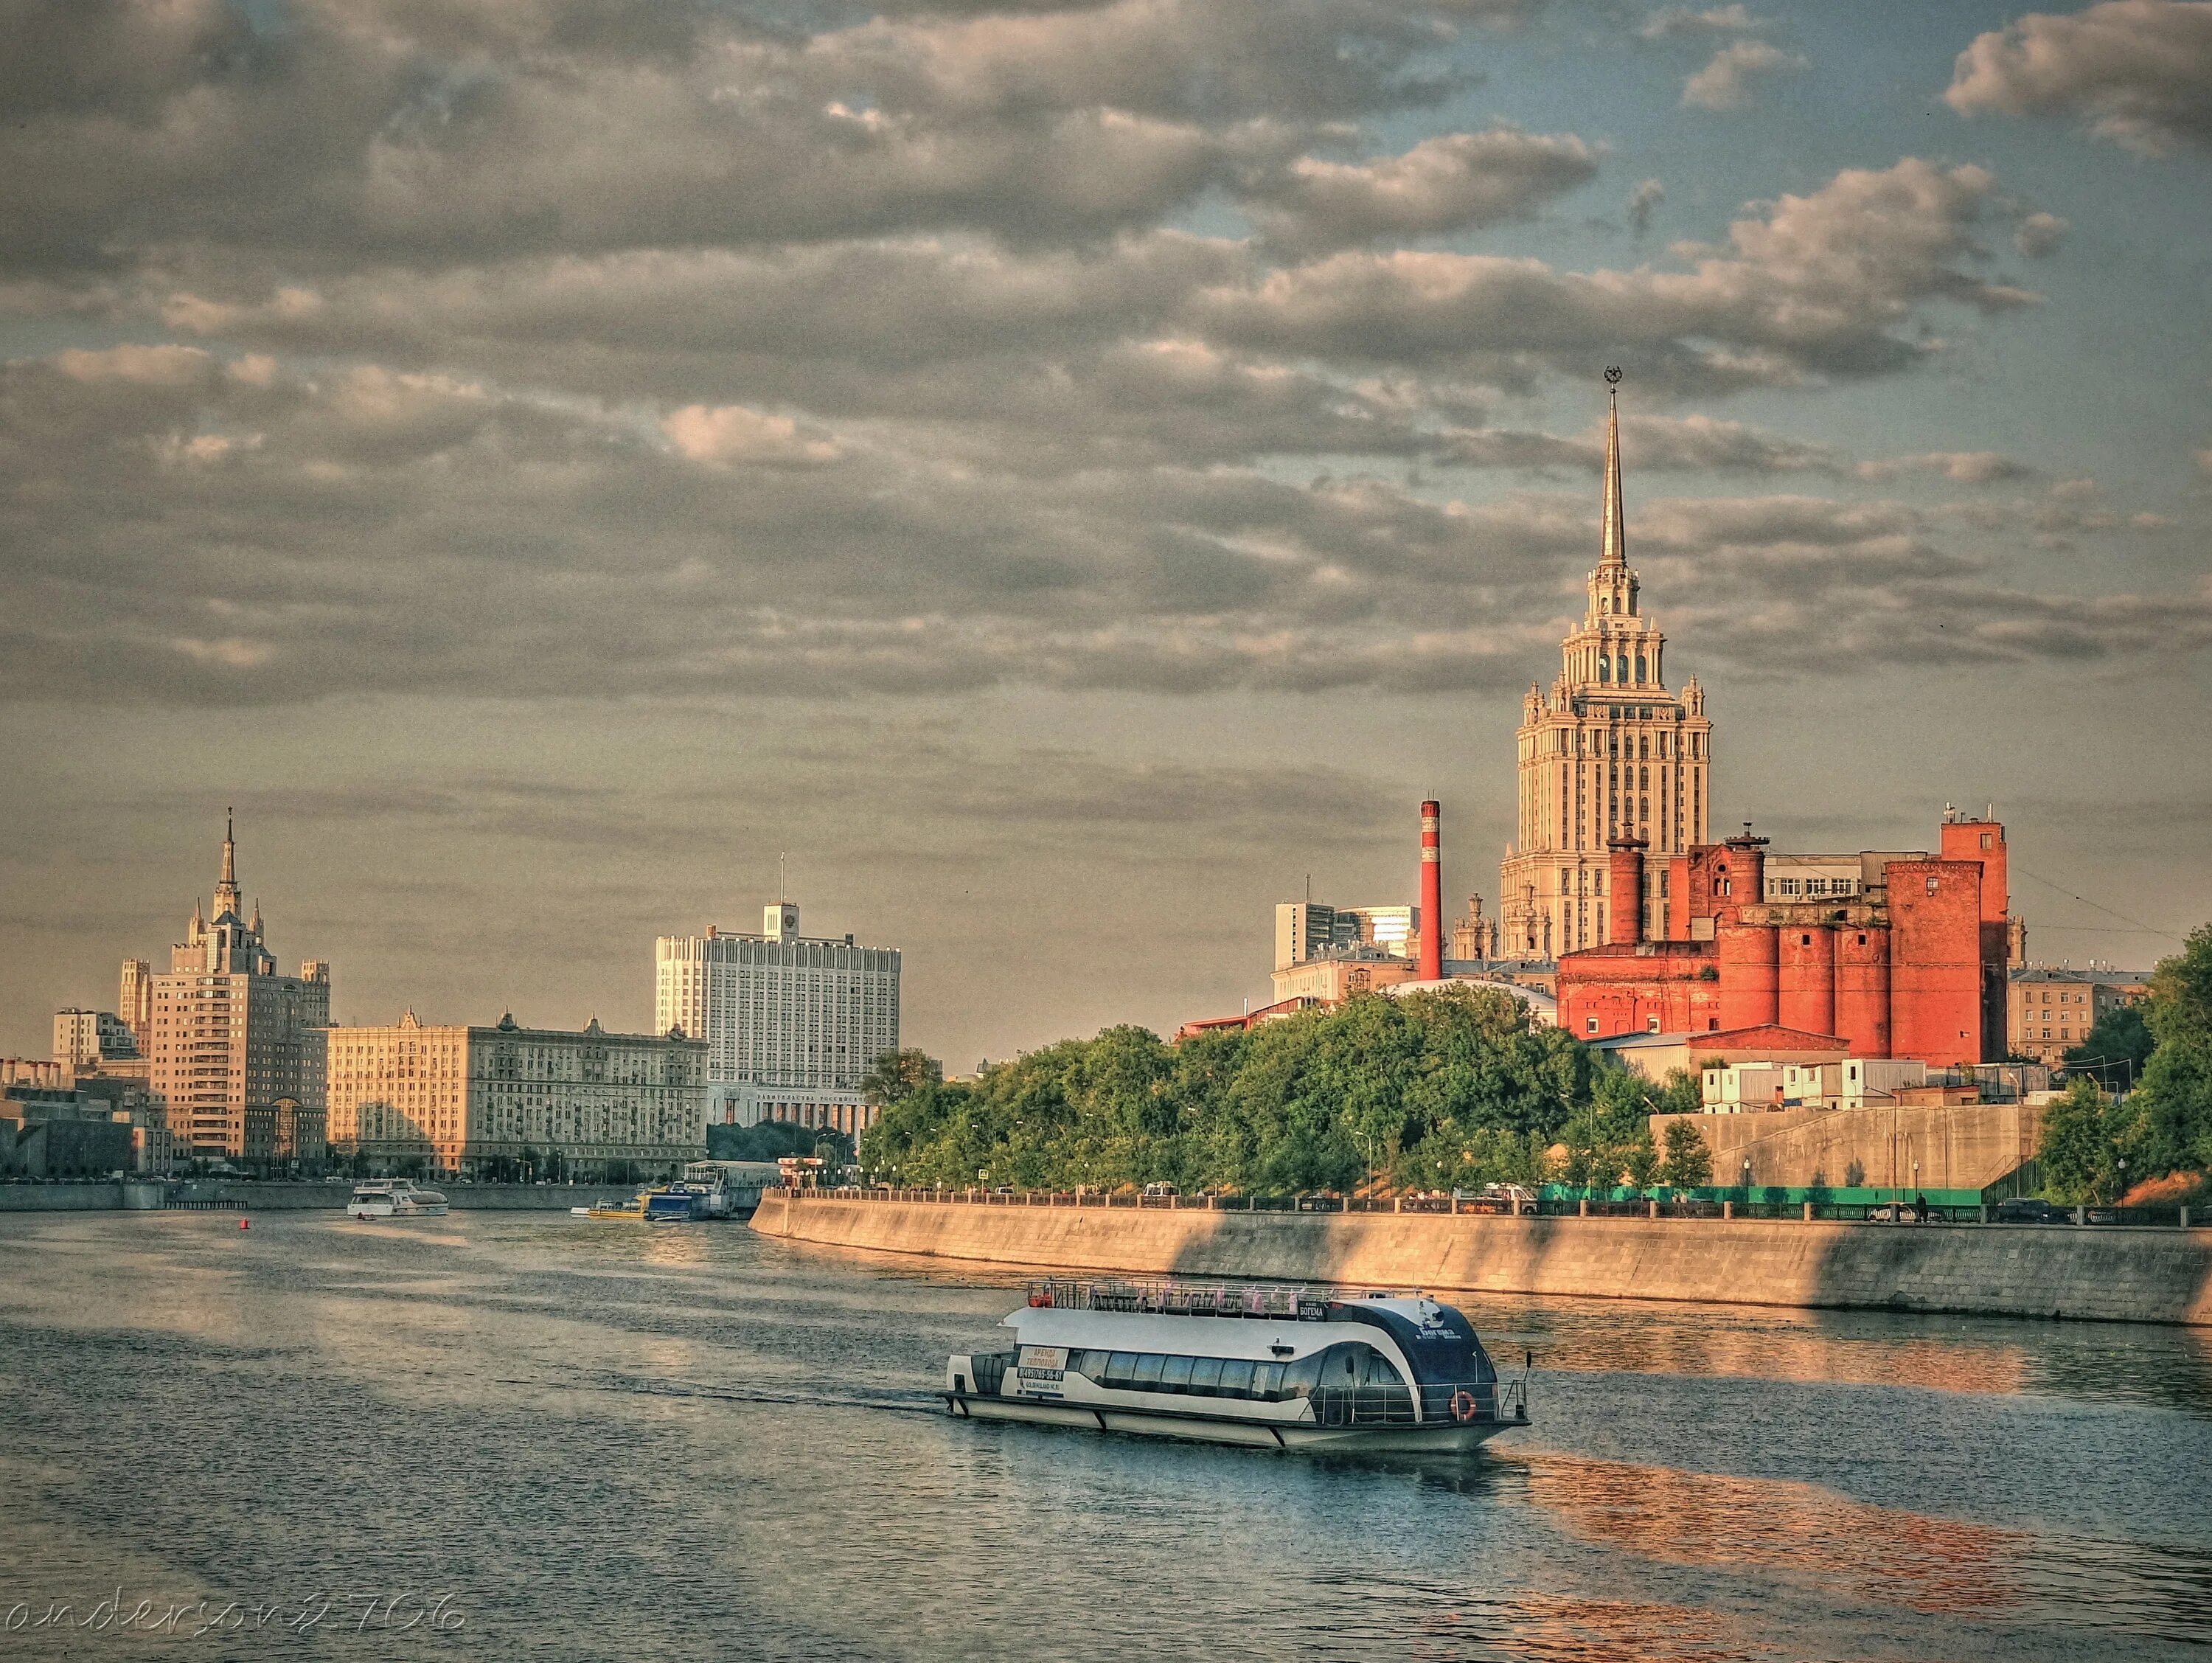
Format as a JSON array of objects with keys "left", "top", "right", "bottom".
[{"left": 655, "top": 903, "right": 901, "bottom": 1139}]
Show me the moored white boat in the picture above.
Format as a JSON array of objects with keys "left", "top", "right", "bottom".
[
  {"left": 946, "top": 1277, "right": 1530, "bottom": 1454},
  {"left": 347, "top": 1179, "right": 450, "bottom": 1219}
]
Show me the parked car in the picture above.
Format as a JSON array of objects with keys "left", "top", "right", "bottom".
[
  {"left": 1141, "top": 1182, "right": 1180, "bottom": 1198},
  {"left": 1868, "top": 1201, "right": 1925, "bottom": 1223},
  {"left": 1991, "top": 1198, "right": 2073, "bottom": 1224}
]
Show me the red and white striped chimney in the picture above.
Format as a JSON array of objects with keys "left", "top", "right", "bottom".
[{"left": 1419, "top": 799, "right": 1444, "bottom": 981}]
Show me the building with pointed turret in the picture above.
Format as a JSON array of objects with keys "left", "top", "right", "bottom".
[
  {"left": 143, "top": 813, "right": 330, "bottom": 1167},
  {"left": 1499, "top": 381, "right": 1713, "bottom": 958}
]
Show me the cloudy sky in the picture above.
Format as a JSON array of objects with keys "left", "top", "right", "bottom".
[{"left": 4, "top": 0, "right": 2210, "bottom": 1067}]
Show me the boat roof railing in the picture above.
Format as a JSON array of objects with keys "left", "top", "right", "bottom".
[{"left": 1023, "top": 1275, "right": 1422, "bottom": 1322}]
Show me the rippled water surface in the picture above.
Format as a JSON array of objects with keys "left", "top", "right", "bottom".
[{"left": 4, "top": 1212, "right": 2209, "bottom": 1660}]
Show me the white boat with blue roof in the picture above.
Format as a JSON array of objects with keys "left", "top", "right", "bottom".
[{"left": 945, "top": 1276, "right": 1530, "bottom": 1453}]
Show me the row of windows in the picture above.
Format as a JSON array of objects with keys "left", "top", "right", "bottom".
[
  {"left": 1060, "top": 1344, "right": 1401, "bottom": 1400},
  {"left": 1551, "top": 728, "right": 1700, "bottom": 760}
]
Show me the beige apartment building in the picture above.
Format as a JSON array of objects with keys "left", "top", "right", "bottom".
[
  {"left": 324, "top": 1011, "right": 709, "bottom": 1178},
  {"left": 145, "top": 816, "right": 330, "bottom": 1166},
  {"left": 1499, "top": 385, "right": 1713, "bottom": 957},
  {"left": 2006, "top": 967, "right": 2149, "bottom": 1066}
]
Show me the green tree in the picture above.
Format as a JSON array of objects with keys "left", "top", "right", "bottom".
[
  {"left": 2062, "top": 1004, "right": 2154, "bottom": 1089},
  {"left": 858, "top": 985, "right": 1594, "bottom": 1195},
  {"left": 1622, "top": 1131, "right": 1663, "bottom": 1194},
  {"left": 2039, "top": 1077, "right": 2141, "bottom": 1203},
  {"left": 1660, "top": 1121, "right": 1713, "bottom": 1190},
  {"left": 2135, "top": 925, "right": 2212, "bottom": 1178},
  {"left": 862, "top": 1049, "right": 943, "bottom": 1111}
]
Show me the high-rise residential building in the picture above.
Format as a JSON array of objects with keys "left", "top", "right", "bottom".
[
  {"left": 655, "top": 903, "right": 900, "bottom": 1138},
  {"left": 146, "top": 813, "right": 330, "bottom": 1165},
  {"left": 323, "top": 1010, "right": 707, "bottom": 1178},
  {"left": 118, "top": 959, "right": 153, "bottom": 1049},
  {"left": 1500, "top": 382, "right": 1713, "bottom": 958},
  {"left": 53, "top": 1008, "right": 139, "bottom": 1071}
]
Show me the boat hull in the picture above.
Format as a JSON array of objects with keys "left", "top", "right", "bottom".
[
  {"left": 944, "top": 1392, "right": 1519, "bottom": 1454},
  {"left": 349, "top": 1200, "right": 448, "bottom": 1218}
]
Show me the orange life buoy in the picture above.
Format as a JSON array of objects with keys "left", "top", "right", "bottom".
[
  {"left": 1449, "top": 1389, "right": 1479, "bottom": 1423},
  {"left": 1027, "top": 1293, "right": 1053, "bottom": 1308}
]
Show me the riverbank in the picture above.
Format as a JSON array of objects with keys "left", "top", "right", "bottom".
[
  {"left": 0, "top": 1180, "right": 601, "bottom": 1212},
  {"left": 751, "top": 1192, "right": 2212, "bottom": 1326}
]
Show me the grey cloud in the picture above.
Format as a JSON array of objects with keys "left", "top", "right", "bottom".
[
  {"left": 1857, "top": 451, "right": 2034, "bottom": 485},
  {"left": 1195, "top": 159, "right": 2044, "bottom": 389},
  {"left": 1947, "top": 1, "right": 2212, "bottom": 156},
  {"left": 1244, "top": 127, "right": 1601, "bottom": 256},
  {"left": 1444, "top": 412, "right": 1841, "bottom": 475},
  {"left": 4, "top": 335, "right": 2199, "bottom": 718},
  {"left": 2014, "top": 212, "right": 2069, "bottom": 257},
  {"left": 1680, "top": 40, "right": 1808, "bottom": 111},
  {"left": 0, "top": 0, "right": 1450, "bottom": 274},
  {"left": 1626, "top": 177, "right": 1665, "bottom": 237},
  {"left": 1637, "top": 4, "right": 1766, "bottom": 41}
]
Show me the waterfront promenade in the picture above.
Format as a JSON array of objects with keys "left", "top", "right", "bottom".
[{"left": 753, "top": 1189, "right": 2212, "bottom": 1327}]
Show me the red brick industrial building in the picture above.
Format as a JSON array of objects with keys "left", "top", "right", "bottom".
[{"left": 1555, "top": 813, "right": 2010, "bottom": 1067}]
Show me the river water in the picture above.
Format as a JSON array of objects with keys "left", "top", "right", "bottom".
[{"left": 3, "top": 1211, "right": 2208, "bottom": 1661}]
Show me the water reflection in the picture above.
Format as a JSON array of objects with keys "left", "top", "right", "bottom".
[
  {"left": 4, "top": 1212, "right": 2209, "bottom": 1663},
  {"left": 1454, "top": 1291, "right": 2212, "bottom": 1417},
  {"left": 1517, "top": 1449, "right": 2212, "bottom": 1644}
]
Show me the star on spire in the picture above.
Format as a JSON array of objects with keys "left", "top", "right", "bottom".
[{"left": 1599, "top": 367, "right": 1626, "bottom": 572}]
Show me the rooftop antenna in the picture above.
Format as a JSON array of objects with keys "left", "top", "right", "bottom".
[{"left": 779, "top": 853, "right": 787, "bottom": 903}]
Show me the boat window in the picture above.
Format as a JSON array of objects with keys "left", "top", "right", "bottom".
[
  {"left": 1251, "top": 1361, "right": 1283, "bottom": 1400},
  {"left": 1279, "top": 1353, "right": 1324, "bottom": 1399},
  {"left": 1132, "top": 1353, "right": 1164, "bottom": 1387},
  {"left": 1360, "top": 1350, "right": 1406, "bottom": 1388},
  {"left": 1188, "top": 1356, "right": 1224, "bottom": 1396},
  {"left": 1105, "top": 1352, "right": 1138, "bottom": 1389},
  {"left": 1160, "top": 1355, "right": 1194, "bottom": 1391},
  {"left": 1219, "top": 1358, "right": 1255, "bottom": 1399},
  {"left": 1070, "top": 1349, "right": 1109, "bottom": 1380}
]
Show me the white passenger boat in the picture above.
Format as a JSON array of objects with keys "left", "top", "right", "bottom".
[
  {"left": 946, "top": 1277, "right": 1530, "bottom": 1453},
  {"left": 347, "top": 1179, "right": 450, "bottom": 1219}
]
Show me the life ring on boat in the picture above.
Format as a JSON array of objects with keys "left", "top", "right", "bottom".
[{"left": 1448, "top": 1389, "right": 1480, "bottom": 1424}]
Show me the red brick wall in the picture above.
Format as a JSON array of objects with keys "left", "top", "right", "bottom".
[
  {"left": 1888, "top": 859, "right": 1985, "bottom": 1066},
  {"left": 1834, "top": 925, "right": 1892, "bottom": 1058},
  {"left": 1556, "top": 945, "right": 1723, "bottom": 1039},
  {"left": 1777, "top": 925, "right": 1836, "bottom": 1038},
  {"left": 1717, "top": 922, "right": 1779, "bottom": 1030}
]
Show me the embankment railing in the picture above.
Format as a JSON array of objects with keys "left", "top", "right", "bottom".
[{"left": 778, "top": 1184, "right": 2202, "bottom": 1229}]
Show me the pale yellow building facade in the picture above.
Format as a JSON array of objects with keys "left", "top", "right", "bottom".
[
  {"left": 324, "top": 1011, "right": 709, "bottom": 1178},
  {"left": 1499, "top": 386, "right": 1713, "bottom": 958}
]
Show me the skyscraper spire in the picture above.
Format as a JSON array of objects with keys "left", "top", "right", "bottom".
[
  {"left": 214, "top": 806, "right": 242, "bottom": 920},
  {"left": 1599, "top": 367, "right": 1626, "bottom": 572}
]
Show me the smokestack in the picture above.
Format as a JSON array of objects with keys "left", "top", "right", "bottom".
[
  {"left": 1608, "top": 836, "right": 1647, "bottom": 946},
  {"left": 1419, "top": 800, "right": 1444, "bottom": 981}
]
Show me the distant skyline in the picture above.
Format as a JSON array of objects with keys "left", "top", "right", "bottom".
[{"left": 4, "top": 1, "right": 2209, "bottom": 1066}]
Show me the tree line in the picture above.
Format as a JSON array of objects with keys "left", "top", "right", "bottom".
[
  {"left": 858, "top": 986, "right": 1709, "bottom": 1196},
  {"left": 2039, "top": 923, "right": 2212, "bottom": 1204}
]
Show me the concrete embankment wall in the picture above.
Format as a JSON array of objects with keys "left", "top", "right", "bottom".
[
  {"left": 751, "top": 1194, "right": 2212, "bottom": 1327},
  {"left": 1653, "top": 1101, "right": 2037, "bottom": 1195},
  {"left": 0, "top": 1181, "right": 598, "bottom": 1212}
]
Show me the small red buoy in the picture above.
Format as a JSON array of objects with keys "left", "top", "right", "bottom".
[{"left": 238, "top": 1218, "right": 251, "bottom": 1231}]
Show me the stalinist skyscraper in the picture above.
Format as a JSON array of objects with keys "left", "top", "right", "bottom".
[{"left": 1498, "top": 376, "right": 1712, "bottom": 959}]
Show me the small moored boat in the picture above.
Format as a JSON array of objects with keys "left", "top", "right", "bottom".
[
  {"left": 574, "top": 1191, "right": 649, "bottom": 1220},
  {"left": 946, "top": 1277, "right": 1530, "bottom": 1454},
  {"left": 348, "top": 1179, "right": 449, "bottom": 1220}
]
